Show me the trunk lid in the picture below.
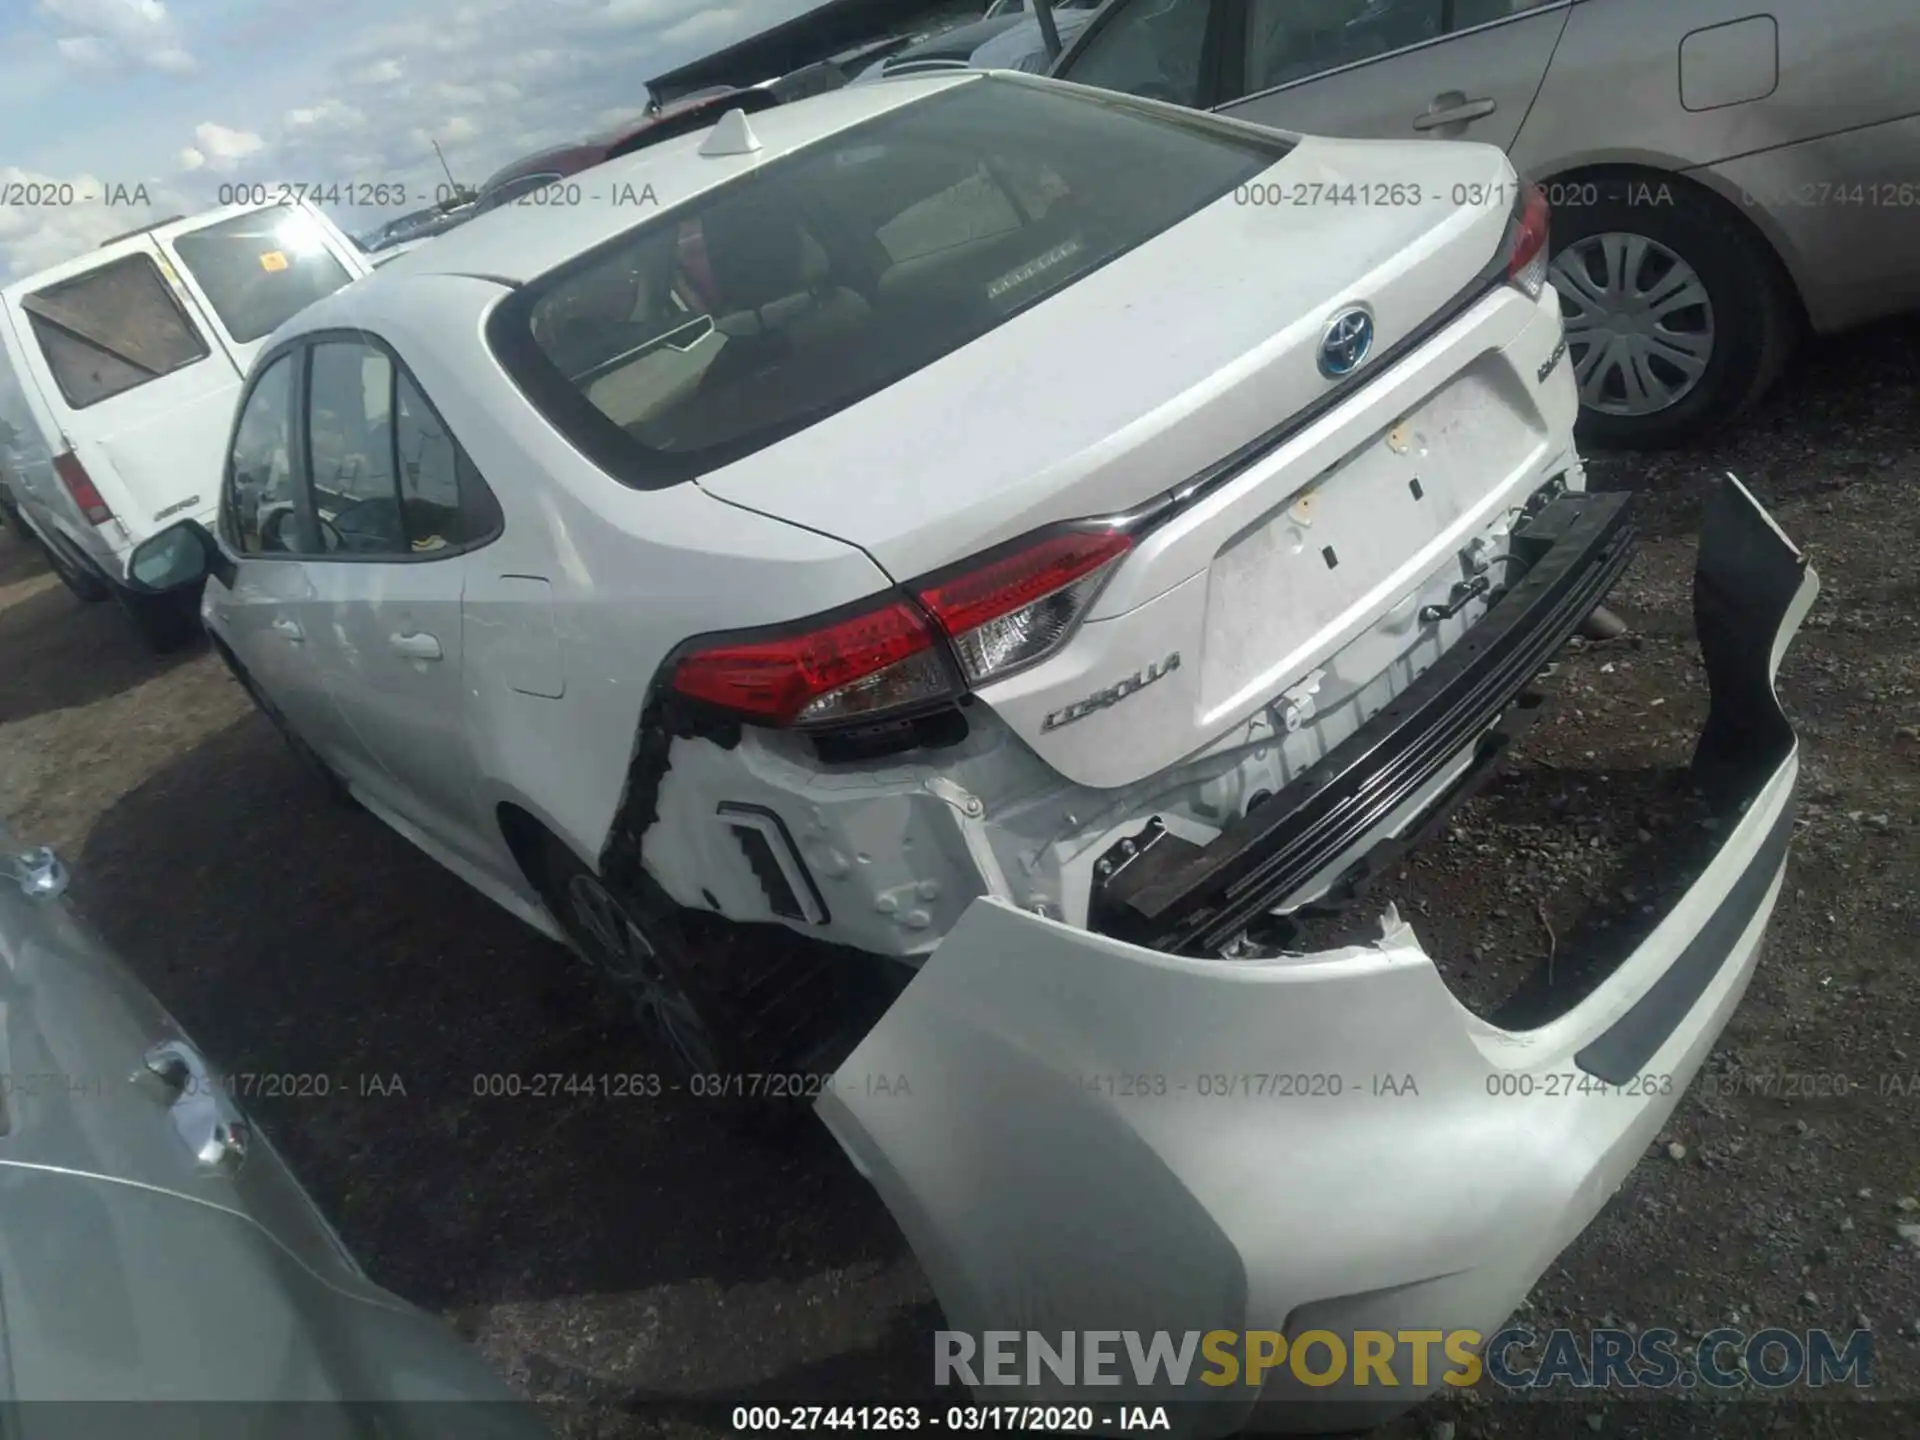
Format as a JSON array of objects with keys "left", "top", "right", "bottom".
[
  {"left": 700, "top": 135, "right": 1567, "bottom": 787},
  {"left": 696, "top": 135, "right": 1516, "bottom": 580}
]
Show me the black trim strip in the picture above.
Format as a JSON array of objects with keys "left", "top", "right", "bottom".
[
  {"left": 1096, "top": 490, "right": 1636, "bottom": 954},
  {"left": 1572, "top": 474, "right": 1812, "bottom": 1079},
  {"left": 1574, "top": 791, "right": 1795, "bottom": 1083}
]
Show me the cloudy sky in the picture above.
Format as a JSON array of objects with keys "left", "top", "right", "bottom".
[{"left": 0, "top": 0, "right": 828, "bottom": 274}]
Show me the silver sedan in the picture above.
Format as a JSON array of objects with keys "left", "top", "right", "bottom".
[{"left": 1049, "top": 0, "right": 1919, "bottom": 447}]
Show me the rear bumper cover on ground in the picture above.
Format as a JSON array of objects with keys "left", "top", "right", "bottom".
[{"left": 817, "top": 476, "right": 1816, "bottom": 1434}]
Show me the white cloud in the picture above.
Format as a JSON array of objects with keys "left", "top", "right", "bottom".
[
  {"left": 38, "top": 0, "right": 196, "bottom": 72},
  {"left": 284, "top": 98, "right": 368, "bottom": 135},
  {"left": 657, "top": 7, "right": 742, "bottom": 51},
  {"left": 0, "top": 166, "right": 193, "bottom": 277},
  {"left": 4, "top": 0, "right": 833, "bottom": 271},
  {"left": 54, "top": 35, "right": 111, "bottom": 66},
  {"left": 353, "top": 57, "right": 406, "bottom": 84},
  {"left": 177, "top": 121, "right": 265, "bottom": 174}
]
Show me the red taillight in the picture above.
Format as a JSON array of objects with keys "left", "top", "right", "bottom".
[
  {"left": 916, "top": 527, "right": 1133, "bottom": 684},
  {"left": 1507, "top": 181, "right": 1550, "bottom": 299},
  {"left": 671, "top": 598, "right": 953, "bottom": 727},
  {"left": 52, "top": 451, "right": 112, "bottom": 525},
  {"left": 669, "top": 525, "right": 1134, "bottom": 729}
]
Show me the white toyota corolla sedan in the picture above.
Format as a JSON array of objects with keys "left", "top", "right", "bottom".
[{"left": 129, "top": 71, "right": 1816, "bottom": 1431}]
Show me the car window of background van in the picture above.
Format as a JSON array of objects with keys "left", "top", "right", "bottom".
[
  {"left": 169, "top": 206, "right": 356, "bottom": 345},
  {"left": 20, "top": 255, "right": 212, "bottom": 409}
]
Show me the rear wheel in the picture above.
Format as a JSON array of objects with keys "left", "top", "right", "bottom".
[
  {"left": 1548, "top": 175, "right": 1796, "bottom": 450},
  {"left": 534, "top": 838, "right": 885, "bottom": 1129}
]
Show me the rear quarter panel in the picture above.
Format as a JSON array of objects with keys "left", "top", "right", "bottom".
[{"left": 1517, "top": 0, "right": 1912, "bottom": 175}]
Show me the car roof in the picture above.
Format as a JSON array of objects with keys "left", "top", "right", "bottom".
[{"left": 288, "top": 71, "right": 979, "bottom": 313}]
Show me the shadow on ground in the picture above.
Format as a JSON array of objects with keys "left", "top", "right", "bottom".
[
  {"left": 0, "top": 530, "right": 201, "bottom": 726},
  {"left": 73, "top": 712, "right": 909, "bottom": 1312}
]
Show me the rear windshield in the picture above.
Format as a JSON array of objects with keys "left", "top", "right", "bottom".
[
  {"left": 170, "top": 206, "right": 356, "bottom": 344},
  {"left": 493, "top": 75, "right": 1289, "bottom": 486},
  {"left": 21, "top": 254, "right": 212, "bottom": 410}
]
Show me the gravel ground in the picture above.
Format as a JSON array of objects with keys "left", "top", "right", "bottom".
[{"left": 1, "top": 315, "right": 1915, "bottom": 1439}]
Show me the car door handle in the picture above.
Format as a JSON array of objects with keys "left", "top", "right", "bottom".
[
  {"left": 1413, "top": 97, "right": 1497, "bottom": 130},
  {"left": 388, "top": 630, "right": 443, "bottom": 661},
  {"left": 271, "top": 618, "right": 304, "bottom": 643}
]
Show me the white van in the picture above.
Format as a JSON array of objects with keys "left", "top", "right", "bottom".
[{"left": 0, "top": 199, "right": 371, "bottom": 647}]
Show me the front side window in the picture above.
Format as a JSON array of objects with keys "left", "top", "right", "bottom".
[
  {"left": 1060, "top": 0, "right": 1219, "bottom": 108},
  {"left": 170, "top": 206, "right": 356, "bottom": 345},
  {"left": 1242, "top": 0, "right": 1445, "bottom": 93},
  {"left": 225, "top": 354, "right": 310, "bottom": 555},
  {"left": 500, "top": 74, "right": 1285, "bottom": 486},
  {"left": 22, "top": 254, "right": 211, "bottom": 409}
]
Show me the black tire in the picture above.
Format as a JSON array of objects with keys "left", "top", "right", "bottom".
[
  {"left": 114, "top": 584, "right": 203, "bottom": 653},
  {"left": 40, "top": 533, "right": 111, "bottom": 603},
  {"left": 1549, "top": 174, "right": 1797, "bottom": 450},
  {"left": 534, "top": 838, "right": 881, "bottom": 1128}
]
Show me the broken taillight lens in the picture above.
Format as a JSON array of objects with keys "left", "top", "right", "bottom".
[
  {"left": 914, "top": 526, "right": 1133, "bottom": 685},
  {"left": 1506, "top": 181, "right": 1551, "bottom": 300},
  {"left": 53, "top": 450, "right": 112, "bottom": 525},
  {"left": 670, "top": 597, "right": 957, "bottom": 727}
]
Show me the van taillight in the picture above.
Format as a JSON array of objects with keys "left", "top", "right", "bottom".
[{"left": 52, "top": 451, "right": 112, "bottom": 525}]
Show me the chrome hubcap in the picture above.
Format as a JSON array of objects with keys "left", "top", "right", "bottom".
[
  {"left": 1550, "top": 232, "right": 1715, "bottom": 418},
  {"left": 566, "top": 874, "right": 715, "bottom": 1072}
]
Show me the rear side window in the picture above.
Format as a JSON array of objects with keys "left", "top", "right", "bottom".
[
  {"left": 298, "top": 335, "right": 502, "bottom": 560},
  {"left": 170, "top": 206, "right": 356, "bottom": 344},
  {"left": 494, "top": 73, "right": 1287, "bottom": 486},
  {"left": 21, "top": 254, "right": 211, "bottom": 410},
  {"left": 308, "top": 340, "right": 407, "bottom": 555}
]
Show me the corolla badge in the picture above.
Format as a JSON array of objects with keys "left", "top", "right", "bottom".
[
  {"left": 1318, "top": 306, "right": 1375, "bottom": 378},
  {"left": 1041, "top": 653, "right": 1181, "bottom": 733}
]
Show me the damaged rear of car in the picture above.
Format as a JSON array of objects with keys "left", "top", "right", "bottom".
[{"left": 476, "top": 71, "right": 1816, "bottom": 1430}]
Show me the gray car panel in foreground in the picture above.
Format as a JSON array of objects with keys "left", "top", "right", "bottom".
[
  {"left": 818, "top": 475, "right": 1815, "bottom": 1435},
  {"left": 0, "top": 820, "right": 545, "bottom": 1435}
]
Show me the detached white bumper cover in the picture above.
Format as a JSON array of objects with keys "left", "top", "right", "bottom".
[{"left": 817, "top": 477, "right": 1816, "bottom": 1434}]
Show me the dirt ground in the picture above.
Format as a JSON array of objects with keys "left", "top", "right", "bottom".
[{"left": 1, "top": 315, "right": 1916, "bottom": 1440}]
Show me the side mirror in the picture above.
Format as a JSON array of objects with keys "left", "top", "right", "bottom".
[{"left": 126, "top": 520, "right": 226, "bottom": 594}]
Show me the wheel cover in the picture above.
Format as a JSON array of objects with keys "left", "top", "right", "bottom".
[
  {"left": 565, "top": 873, "right": 717, "bottom": 1073},
  {"left": 1550, "top": 231, "right": 1716, "bottom": 418}
]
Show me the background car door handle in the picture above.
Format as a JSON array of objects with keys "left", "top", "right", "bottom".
[
  {"left": 1413, "top": 96, "right": 1497, "bottom": 130},
  {"left": 271, "top": 618, "right": 304, "bottom": 643},
  {"left": 389, "top": 630, "right": 443, "bottom": 661}
]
